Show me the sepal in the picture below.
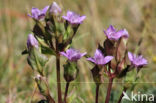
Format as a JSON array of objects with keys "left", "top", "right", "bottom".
[
  {"left": 27, "top": 47, "right": 48, "bottom": 75},
  {"left": 91, "top": 65, "right": 104, "bottom": 85}
]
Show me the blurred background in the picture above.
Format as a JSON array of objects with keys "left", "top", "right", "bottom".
[{"left": 0, "top": 0, "right": 156, "bottom": 103}]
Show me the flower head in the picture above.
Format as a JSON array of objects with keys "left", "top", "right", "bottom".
[
  {"left": 87, "top": 49, "right": 113, "bottom": 65},
  {"left": 62, "top": 11, "right": 86, "bottom": 25},
  {"left": 49, "top": 2, "right": 61, "bottom": 15},
  {"left": 60, "top": 48, "right": 86, "bottom": 61},
  {"left": 28, "top": 6, "right": 49, "bottom": 20},
  {"left": 104, "top": 25, "right": 129, "bottom": 41},
  {"left": 27, "top": 34, "right": 38, "bottom": 49},
  {"left": 128, "top": 52, "right": 148, "bottom": 68}
]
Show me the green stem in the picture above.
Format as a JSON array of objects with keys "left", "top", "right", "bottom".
[
  {"left": 56, "top": 53, "right": 62, "bottom": 103},
  {"left": 47, "top": 94, "right": 55, "bottom": 103},
  {"left": 117, "top": 88, "right": 127, "bottom": 103},
  {"left": 105, "top": 78, "right": 113, "bottom": 103},
  {"left": 95, "top": 84, "right": 100, "bottom": 103},
  {"left": 64, "top": 82, "right": 70, "bottom": 103}
]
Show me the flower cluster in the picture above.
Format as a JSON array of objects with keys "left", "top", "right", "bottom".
[
  {"left": 22, "top": 2, "right": 148, "bottom": 103},
  {"left": 23, "top": 2, "right": 87, "bottom": 103}
]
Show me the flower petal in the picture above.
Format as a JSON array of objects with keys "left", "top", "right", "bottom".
[
  {"left": 116, "top": 29, "right": 129, "bottom": 38},
  {"left": 87, "top": 58, "right": 95, "bottom": 63},
  {"left": 62, "top": 16, "right": 69, "bottom": 21},
  {"left": 128, "top": 52, "right": 133, "bottom": 61},
  {"left": 79, "top": 16, "right": 86, "bottom": 23},
  {"left": 50, "top": 2, "right": 61, "bottom": 15},
  {"left": 27, "top": 34, "right": 38, "bottom": 49},
  {"left": 128, "top": 52, "right": 148, "bottom": 67},
  {"left": 81, "top": 52, "right": 87, "bottom": 57},
  {"left": 94, "top": 49, "right": 104, "bottom": 59},
  {"left": 42, "top": 6, "right": 49, "bottom": 14},
  {"left": 103, "top": 56, "right": 114, "bottom": 64},
  {"left": 107, "top": 25, "right": 116, "bottom": 33},
  {"left": 61, "top": 48, "right": 86, "bottom": 61},
  {"left": 140, "top": 58, "right": 148, "bottom": 65},
  {"left": 32, "top": 8, "right": 41, "bottom": 19},
  {"left": 60, "top": 52, "right": 68, "bottom": 58},
  {"left": 104, "top": 25, "right": 117, "bottom": 40}
]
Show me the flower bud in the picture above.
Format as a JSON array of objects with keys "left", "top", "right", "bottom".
[
  {"left": 91, "top": 65, "right": 104, "bottom": 85},
  {"left": 103, "top": 39, "right": 115, "bottom": 56},
  {"left": 63, "top": 61, "right": 79, "bottom": 82},
  {"left": 27, "top": 34, "right": 38, "bottom": 49},
  {"left": 116, "top": 38, "right": 127, "bottom": 62},
  {"left": 49, "top": 2, "right": 62, "bottom": 16},
  {"left": 33, "top": 22, "right": 45, "bottom": 38}
]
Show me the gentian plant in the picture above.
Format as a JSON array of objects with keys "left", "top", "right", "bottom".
[{"left": 22, "top": 2, "right": 148, "bottom": 103}]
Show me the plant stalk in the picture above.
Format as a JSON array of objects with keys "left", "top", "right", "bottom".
[
  {"left": 47, "top": 94, "right": 55, "bottom": 103},
  {"left": 117, "top": 88, "right": 127, "bottom": 103},
  {"left": 105, "top": 78, "right": 113, "bottom": 103},
  {"left": 64, "top": 82, "right": 70, "bottom": 103},
  {"left": 55, "top": 35, "right": 63, "bottom": 103},
  {"left": 95, "top": 84, "right": 100, "bottom": 103},
  {"left": 56, "top": 53, "right": 62, "bottom": 103}
]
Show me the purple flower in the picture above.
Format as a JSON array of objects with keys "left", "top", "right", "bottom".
[
  {"left": 62, "top": 11, "right": 86, "bottom": 26},
  {"left": 128, "top": 52, "right": 148, "bottom": 68},
  {"left": 60, "top": 48, "right": 86, "bottom": 61},
  {"left": 28, "top": 6, "right": 49, "bottom": 20},
  {"left": 87, "top": 49, "right": 113, "bottom": 65},
  {"left": 49, "top": 2, "right": 61, "bottom": 15},
  {"left": 104, "top": 25, "right": 129, "bottom": 41},
  {"left": 27, "top": 34, "right": 38, "bottom": 49}
]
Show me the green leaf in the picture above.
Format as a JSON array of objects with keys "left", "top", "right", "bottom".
[
  {"left": 21, "top": 49, "right": 28, "bottom": 55},
  {"left": 123, "top": 68, "right": 137, "bottom": 88},
  {"left": 33, "top": 48, "right": 49, "bottom": 67},
  {"left": 63, "top": 26, "right": 72, "bottom": 40},
  {"left": 41, "top": 45, "right": 56, "bottom": 55},
  {"left": 27, "top": 48, "right": 49, "bottom": 75}
]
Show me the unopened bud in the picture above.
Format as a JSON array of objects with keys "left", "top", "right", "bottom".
[
  {"left": 63, "top": 61, "right": 79, "bottom": 82},
  {"left": 27, "top": 47, "right": 48, "bottom": 75},
  {"left": 27, "top": 34, "right": 38, "bottom": 49},
  {"left": 49, "top": 2, "right": 62, "bottom": 16},
  {"left": 91, "top": 65, "right": 104, "bottom": 85}
]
